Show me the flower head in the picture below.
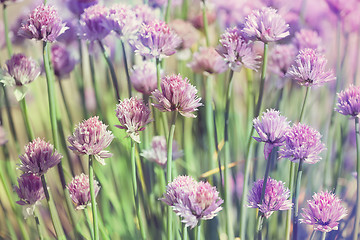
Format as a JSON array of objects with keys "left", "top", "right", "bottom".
[
  {"left": 300, "top": 191, "right": 347, "bottom": 232},
  {"left": 68, "top": 116, "right": 114, "bottom": 165},
  {"left": 188, "top": 47, "right": 227, "bottom": 75},
  {"left": 216, "top": 27, "right": 261, "bottom": 72},
  {"left": 18, "top": 138, "right": 62, "bottom": 176},
  {"left": 132, "top": 4, "right": 157, "bottom": 24},
  {"left": 51, "top": 44, "right": 77, "bottom": 79},
  {"left": 115, "top": 97, "right": 152, "bottom": 143},
  {"left": 67, "top": 173, "right": 100, "bottom": 210},
  {"left": 106, "top": 4, "right": 141, "bottom": 38},
  {"left": 279, "top": 123, "right": 326, "bottom": 164},
  {"left": 151, "top": 74, "right": 202, "bottom": 118},
  {"left": 67, "top": 0, "right": 98, "bottom": 16},
  {"left": 293, "top": 29, "right": 324, "bottom": 53},
  {"left": 268, "top": 44, "right": 297, "bottom": 78},
  {"left": 286, "top": 48, "right": 335, "bottom": 87},
  {"left": 141, "top": 136, "right": 183, "bottom": 167},
  {"left": 242, "top": 7, "right": 289, "bottom": 43},
  {"left": 18, "top": 4, "right": 68, "bottom": 42},
  {"left": 130, "top": 61, "right": 157, "bottom": 95},
  {"left": 247, "top": 177, "right": 292, "bottom": 218},
  {"left": 335, "top": 85, "right": 360, "bottom": 118},
  {"left": 169, "top": 19, "right": 199, "bottom": 50}
]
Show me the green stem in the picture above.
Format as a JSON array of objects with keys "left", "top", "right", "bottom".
[
  {"left": 84, "top": 207, "right": 94, "bottom": 240},
  {"left": 354, "top": 117, "right": 360, "bottom": 240},
  {"left": 201, "top": 0, "right": 210, "bottom": 47},
  {"left": 3, "top": 4, "right": 13, "bottom": 57},
  {"left": 181, "top": 0, "right": 189, "bottom": 20},
  {"left": 205, "top": 75, "right": 215, "bottom": 172},
  {"left": 121, "top": 40, "right": 132, "bottom": 98},
  {"left": 293, "top": 159, "right": 304, "bottom": 240},
  {"left": 256, "top": 214, "right": 264, "bottom": 240},
  {"left": 34, "top": 214, "right": 44, "bottom": 240},
  {"left": 76, "top": 38, "right": 88, "bottom": 118},
  {"left": 254, "top": 43, "right": 268, "bottom": 117},
  {"left": 165, "top": 0, "right": 172, "bottom": 23},
  {"left": 88, "top": 50, "right": 103, "bottom": 118},
  {"left": 196, "top": 221, "right": 201, "bottom": 240},
  {"left": 309, "top": 230, "right": 316, "bottom": 240},
  {"left": 321, "top": 232, "right": 326, "bottom": 240},
  {"left": 156, "top": 58, "right": 161, "bottom": 91},
  {"left": 89, "top": 155, "right": 99, "bottom": 240},
  {"left": 285, "top": 162, "right": 295, "bottom": 240},
  {"left": 58, "top": 77, "right": 74, "bottom": 127},
  {"left": 19, "top": 98, "right": 35, "bottom": 140},
  {"left": 182, "top": 223, "right": 188, "bottom": 240},
  {"left": 299, "top": 87, "right": 310, "bottom": 122},
  {"left": 260, "top": 148, "right": 274, "bottom": 201}
]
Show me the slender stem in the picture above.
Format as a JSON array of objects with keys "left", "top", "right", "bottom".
[
  {"left": 260, "top": 147, "right": 273, "bottom": 201},
  {"left": 156, "top": 58, "right": 161, "bottom": 91},
  {"left": 213, "top": 101, "right": 223, "bottom": 186},
  {"left": 293, "top": 159, "right": 304, "bottom": 240},
  {"left": 285, "top": 162, "right": 295, "bottom": 240},
  {"left": 205, "top": 75, "right": 215, "bottom": 172},
  {"left": 254, "top": 43, "right": 268, "bottom": 117},
  {"left": 76, "top": 38, "right": 88, "bottom": 118},
  {"left": 256, "top": 214, "right": 264, "bottom": 240},
  {"left": 3, "top": 4, "right": 13, "bottom": 57},
  {"left": 19, "top": 98, "right": 35, "bottom": 141},
  {"left": 58, "top": 78, "right": 74, "bottom": 127},
  {"left": 299, "top": 87, "right": 310, "bottom": 122},
  {"left": 89, "top": 155, "right": 99, "bottom": 240},
  {"left": 182, "top": 223, "right": 188, "bottom": 240},
  {"left": 321, "top": 232, "right": 326, "bottom": 240},
  {"left": 201, "top": 0, "right": 210, "bottom": 47},
  {"left": 88, "top": 49, "right": 103, "bottom": 118},
  {"left": 181, "top": 0, "right": 189, "bottom": 20},
  {"left": 309, "top": 230, "right": 316, "bottom": 240},
  {"left": 196, "top": 221, "right": 201, "bottom": 240},
  {"left": 121, "top": 40, "right": 132, "bottom": 98},
  {"left": 165, "top": 0, "right": 172, "bottom": 23},
  {"left": 98, "top": 40, "right": 120, "bottom": 101},
  {"left": 84, "top": 207, "right": 94, "bottom": 240},
  {"left": 34, "top": 214, "right": 44, "bottom": 240},
  {"left": 354, "top": 117, "right": 360, "bottom": 240}
]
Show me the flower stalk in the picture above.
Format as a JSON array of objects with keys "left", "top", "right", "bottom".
[
  {"left": 89, "top": 155, "right": 99, "bottom": 240},
  {"left": 354, "top": 117, "right": 360, "bottom": 240},
  {"left": 292, "top": 159, "right": 304, "bottom": 240}
]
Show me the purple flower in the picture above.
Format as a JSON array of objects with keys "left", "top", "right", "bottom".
[
  {"left": 279, "top": 123, "right": 326, "bottom": 164},
  {"left": 0, "top": 125, "right": 8, "bottom": 146},
  {"left": 141, "top": 136, "right": 183, "bottom": 168},
  {"left": 300, "top": 191, "right": 347, "bottom": 232},
  {"left": 51, "top": 44, "right": 77, "bottom": 79},
  {"left": 18, "top": 4, "right": 68, "bottom": 42},
  {"left": 79, "top": 4, "right": 111, "bottom": 42},
  {"left": 169, "top": 19, "right": 199, "bottom": 50},
  {"left": 115, "top": 97, "right": 152, "bottom": 143},
  {"left": 268, "top": 44, "right": 297, "bottom": 78},
  {"left": 67, "top": 0, "right": 98, "bottom": 16},
  {"left": 67, "top": 173, "right": 100, "bottom": 210},
  {"left": 293, "top": 29, "right": 324, "bottom": 53},
  {"left": 151, "top": 74, "right": 203, "bottom": 118},
  {"left": 188, "top": 47, "right": 228, "bottom": 75},
  {"left": 253, "top": 109, "right": 290, "bottom": 160},
  {"left": 325, "top": 0, "right": 354, "bottom": 17},
  {"left": 242, "top": 7, "right": 290, "bottom": 43},
  {"left": 216, "top": 27, "right": 261, "bottom": 72},
  {"left": 130, "top": 61, "right": 157, "bottom": 95},
  {"left": 148, "top": 0, "right": 182, "bottom": 8},
  {"left": 132, "top": 4, "right": 157, "bottom": 24},
  {"left": 106, "top": 4, "right": 141, "bottom": 38},
  {"left": 286, "top": 48, "right": 335, "bottom": 87},
  {"left": 68, "top": 116, "right": 114, "bottom": 165},
  {"left": 133, "top": 20, "right": 182, "bottom": 59},
  {"left": 14, "top": 174, "right": 45, "bottom": 218},
  {"left": 18, "top": 138, "right": 62, "bottom": 176},
  {"left": 335, "top": 85, "right": 360, "bottom": 118},
  {"left": 247, "top": 177, "right": 292, "bottom": 219}
]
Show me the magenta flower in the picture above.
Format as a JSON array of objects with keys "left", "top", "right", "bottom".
[
  {"left": 279, "top": 123, "right": 326, "bottom": 164},
  {"left": 335, "top": 85, "right": 360, "bottom": 118},
  {"left": 268, "top": 44, "right": 297, "bottom": 78},
  {"left": 300, "top": 191, "right": 347, "bottom": 232},
  {"left": 68, "top": 116, "right": 114, "bottom": 165},
  {"left": 51, "top": 44, "right": 77, "bottom": 79},
  {"left": 67, "top": 0, "right": 98, "bottom": 16},
  {"left": 293, "top": 29, "right": 324, "bottom": 53},
  {"left": 247, "top": 177, "right": 292, "bottom": 219},
  {"left": 130, "top": 61, "right": 157, "bottom": 95},
  {"left": 141, "top": 136, "right": 183, "bottom": 168},
  {"left": 106, "top": 4, "right": 141, "bottom": 38},
  {"left": 14, "top": 174, "right": 45, "bottom": 218},
  {"left": 115, "top": 97, "right": 152, "bottom": 143},
  {"left": 18, "top": 4, "right": 68, "bottom": 42},
  {"left": 286, "top": 48, "right": 335, "bottom": 87},
  {"left": 160, "top": 175, "right": 198, "bottom": 206},
  {"left": 188, "top": 47, "right": 228, "bottom": 75},
  {"left": 67, "top": 173, "right": 100, "bottom": 210},
  {"left": 253, "top": 109, "right": 290, "bottom": 160},
  {"left": 18, "top": 138, "right": 62, "bottom": 176},
  {"left": 216, "top": 27, "right": 261, "bottom": 72},
  {"left": 242, "top": 7, "right": 290, "bottom": 43},
  {"left": 133, "top": 20, "right": 182, "bottom": 59},
  {"left": 169, "top": 19, "right": 199, "bottom": 50}
]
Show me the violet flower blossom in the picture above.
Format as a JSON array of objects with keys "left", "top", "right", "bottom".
[
  {"left": 293, "top": 29, "right": 324, "bottom": 53},
  {"left": 335, "top": 84, "right": 360, "bottom": 118},
  {"left": 268, "top": 44, "right": 297, "bottom": 78},
  {"left": 188, "top": 47, "right": 228, "bottom": 75},
  {"left": 132, "top": 4, "right": 157, "bottom": 24},
  {"left": 67, "top": 0, "right": 98, "bottom": 16},
  {"left": 130, "top": 61, "right": 157, "bottom": 95},
  {"left": 51, "top": 44, "right": 77, "bottom": 79}
]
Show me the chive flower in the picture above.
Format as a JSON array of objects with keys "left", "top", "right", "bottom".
[
  {"left": 67, "top": 0, "right": 98, "bottom": 16},
  {"left": 130, "top": 61, "right": 157, "bottom": 95},
  {"left": 335, "top": 84, "right": 360, "bottom": 118},
  {"left": 293, "top": 29, "right": 324, "bottom": 52},
  {"left": 268, "top": 44, "right": 297, "bottom": 78},
  {"left": 51, "top": 44, "right": 77, "bottom": 79},
  {"left": 188, "top": 47, "right": 228, "bottom": 75}
]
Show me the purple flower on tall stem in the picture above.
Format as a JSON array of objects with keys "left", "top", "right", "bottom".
[
  {"left": 51, "top": 44, "right": 77, "bottom": 79},
  {"left": 115, "top": 97, "right": 152, "bottom": 143},
  {"left": 286, "top": 48, "right": 335, "bottom": 87},
  {"left": 67, "top": 0, "right": 98, "bottom": 16},
  {"left": 67, "top": 173, "right": 100, "bottom": 210},
  {"left": 151, "top": 74, "right": 203, "bottom": 118},
  {"left": 247, "top": 177, "right": 292, "bottom": 219},
  {"left": 242, "top": 7, "right": 290, "bottom": 43},
  {"left": 293, "top": 29, "right": 324, "bottom": 53},
  {"left": 18, "top": 4, "right": 68, "bottom": 43},
  {"left": 130, "top": 61, "right": 158, "bottom": 95},
  {"left": 335, "top": 84, "right": 360, "bottom": 118},
  {"left": 300, "top": 191, "right": 347, "bottom": 232},
  {"left": 18, "top": 138, "right": 62, "bottom": 176},
  {"left": 68, "top": 116, "right": 114, "bottom": 165},
  {"left": 188, "top": 47, "right": 228, "bottom": 75},
  {"left": 268, "top": 44, "right": 297, "bottom": 78}
]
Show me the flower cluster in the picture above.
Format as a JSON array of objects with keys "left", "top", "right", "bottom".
[
  {"left": 106, "top": 4, "right": 141, "bottom": 38},
  {"left": 51, "top": 44, "right": 77, "bottom": 79},
  {"left": 268, "top": 44, "right": 297, "bottom": 78},
  {"left": 335, "top": 84, "right": 360, "bottom": 118},
  {"left": 188, "top": 47, "right": 228, "bottom": 75},
  {"left": 169, "top": 19, "right": 199, "bottom": 50},
  {"left": 67, "top": 0, "right": 98, "bottom": 16},
  {"left": 293, "top": 29, "right": 324, "bottom": 52},
  {"left": 130, "top": 61, "right": 157, "bottom": 95}
]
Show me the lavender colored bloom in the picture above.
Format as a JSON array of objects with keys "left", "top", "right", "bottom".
[
  {"left": 14, "top": 174, "right": 45, "bottom": 218},
  {"left": 141, "top": 136, "right": 183, "bottom": 168},
  {"left": 134, "top": 20, "right": 182, "bottom": 59},
  {"left": 152, "top": 74, "right": 203, "bottom": 118},
  {"left": 67, "top": 173, "right": 100, "bottom": 210},
  {"left": 68, "top": 116, "right": 114, "bottom": 165},
  {"left": 57, "top": 19, "right": 79, "bottom": 45},
  {"left": 148, "top": 0, "right": 182, "bottom": 8},
  {"left": 115, "top": 97, "right": 152, "bottom": 143},
  {"left": 130, "top": 61, "right": 157, "bottom": 95},
  {"left": 18, "top": 138, "right": 62, "bottom": 176},
  {"left": 160, "top": 175, "right": 198, "bottom": 206},
  {"left": 300, "top": 191, "right": 347, "bottom": 232},
  {"left": 132, "top": 4, "right": 157, "bottom": 24},
  {"left": 10, "top": 13, "right": 27, "bottom": 46},
  {"left": 18, "top": 4, "right": 68, "bottom": 42},
  {"left": 325, "top": 0, "right": 354, "bottom": 17},
  {"left": 67, "top": 0, "right": 98, "bottom": 16},
  {"left": 191, "top": 9, "right": 216, "bottom": 29},
  {"left": 51, "top": 44, "right": 77, "bottom": 79},
  {"left": 253, "top": 109, "right": 290, "bottom": 160},
  {"left": 188, "top": 47, "right": 228, "bottom": 75},
  {"left": 279, "top": 123, "right": 326, "bottom": 164},
  {"left": 106, "top": 4, "right": 141, "bottom": 38},
  {"left": 268, "top": 44, "right": 297, "bottom": 78},
  {"left": 335, "top": 85, "right": 360, "bottom": 118},
  {"left": 216, "top": 27, "right": 261, "bottom": 72},
  {"left": 0, "top": 125, "right": 8, "bottom": 145},
  {"left": 247, "top": 177, "right": 292, "bottom": 219},
  {"left": 242, "top": 7, "right": 289, "bottom": 43},
  {"left": 286, "top": 48, "right": 335, "bottom": 87},
  {"left": 169, "top": 19, "right": 199, "bottom": 50},
  {"left": 293, "top": 29, "right": 324, "bottom": 53},
  {"left": 79, "top": 4, "right": 111, "bottom": 42}
]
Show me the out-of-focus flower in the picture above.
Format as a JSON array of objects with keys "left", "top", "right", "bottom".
[
  {"left": 242, "top": 7, "right": 290, "bottom": 43},
  {"left": 0, "top": 125, "right": 8, "bottom": 145},
  {"left": 18, "top": 138, "right": 62, "bottom": 176},
  {"left": 286, "top": 48, "right": 335, "bottom": 87},
  {"left": 10, "top": 13, "right": 27, "bottom": 46},
  {"left": 253, "top": 109, "right": 290, "bottom": 160},
  {"left": 279, "top": 123, "right": 326, "bottom": 164},
  {"left": 335, "top": 85, "right": 360, "bottom": 118},
  {"left": 132, "top": 4, "right": 157, "bottom": 24},
  {"left": 68, "top": 116, "right": 114, "bottom": 165},
  {"left": 133, "top": 20, "right": 181, "bottom": 59},
  {"left": 67, "top": 173, "right": 100, "bottom": 210},
  {"left": 216, "top": 27, "right": 261, "bottom": 72},
  {"left": 148, "top": 0, "right": 182, "bottom": 8},
  {"left": 300, "top": 191, "right": 347, "bottom": 232},
  {"left": 152, "top": 74, "right": 202, "bottom": 118},
  {"left": 160, "top": 175, "right": 223, "bottom": 229},
  {"left": 14, "top": 174, "right": 45, "bottom": 218},
  {"left": 325, "top": 0, "right": 354, "bottom": 18},
  {"left": 130, "top": 61, "right": 157, "bottom": 95},
  {"left": 115, "top": 97, "right": 152, "bottom": 143},
  {"left": 188, "top": 47, "right": 227, "bottom": 75},
  {"left": 169, "top": 19, "right": 199, "bottom": 50},
  {"left": 51, "top": 44, "right": 77, "bottom": 79},
  {"left": 18, "top": 4, "right": 68, "bottom": 42},
  {"left": 293, "top": 29, "right": 323, "bottom": 53},
  {"left": 141, "top": 136, "right": 183, "bottom": 168},
  {"left": 67, "top": 0, "right": 98, "bottom": 16},
  {"left": 57, "top": 19, "right": 79, "bottom": 45},
  {"left": 247, "top": 177, "right": 292, "bottom": 219},
  {"left": 191, "top": 8, "right": 216, "bottom": 29},
  {"left": 268, "top": 44, "right": 297, "bottom": 78}
]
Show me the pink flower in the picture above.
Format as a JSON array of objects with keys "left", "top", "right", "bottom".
[
  {"left": 293, "top": 29, "right": 324, "bottom": 53},
  {"left": 335, "top": 84, "right": 360, "bottom": 118},
  {"left": 268, "top": 44, "right": 297, "bottom": 78},
  {"left": 106, "top": 4, "right": 141, "bottom": 38},
  {"left": 188, "top": 47, "right": 228, "bottom": 75},
  {"left": 169, "top": 19, "right": 199, "bottom": 50},
  {"left": 130, "top": 61, "right": 157, "bottom": 95}
]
